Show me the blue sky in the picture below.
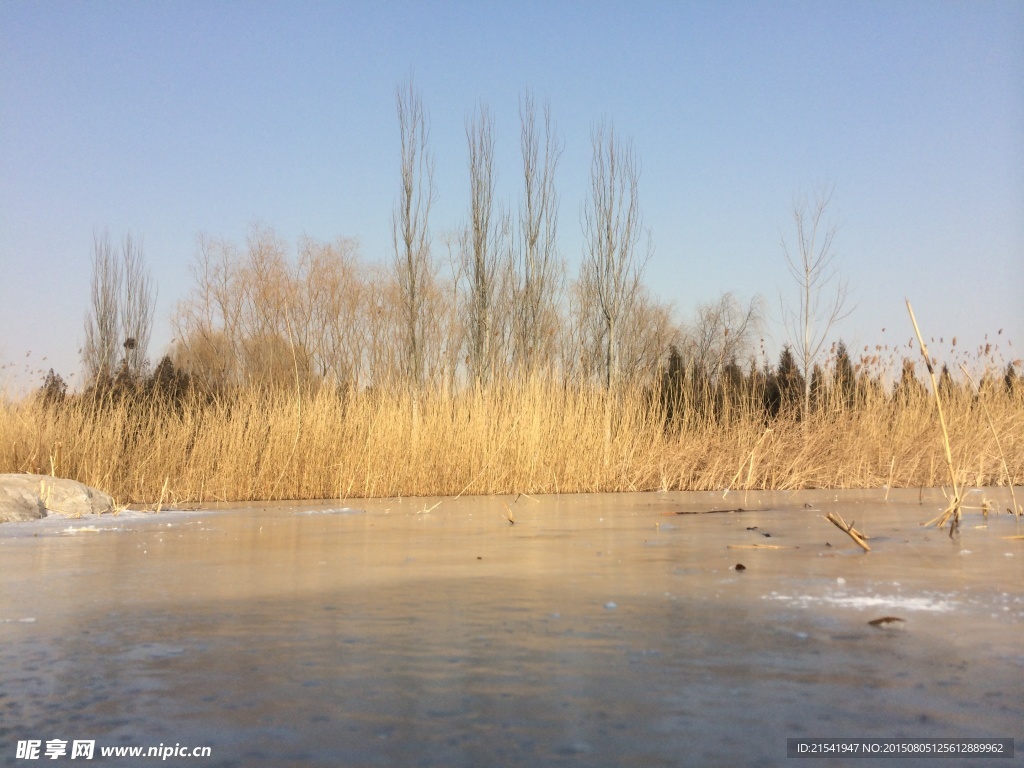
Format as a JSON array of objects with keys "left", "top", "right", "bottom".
[{"left": 2, "top": 1, "right": 1022, "bottom": 392}]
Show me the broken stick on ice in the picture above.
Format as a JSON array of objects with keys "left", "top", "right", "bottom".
[{"left": 825, "top": 512, "right": 871, "bottom": 552}]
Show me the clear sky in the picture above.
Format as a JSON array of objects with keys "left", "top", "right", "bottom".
[{"left": 2, "top": 1, "right": 1022, "bottom": 393}]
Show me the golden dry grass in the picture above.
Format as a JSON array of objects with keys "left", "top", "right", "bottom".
[{"left": 1, "top": 374, "right": 1022, "bottom": 507}]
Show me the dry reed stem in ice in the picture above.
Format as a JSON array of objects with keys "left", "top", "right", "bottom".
[
  {"left": 724, "top": 427, "right": 772, "bottom": 497},
  {"left": 154, "top": 476, "right": 169, "bottom": 514},
  {"left": 825, "top": 511, "right": 871, "bottom": 552},
  {"left": 958, "top": 364, "right": 1020, "bottom": 518},
  {"left": 906, "top": 300, "right": 962, "bottom": 534}
]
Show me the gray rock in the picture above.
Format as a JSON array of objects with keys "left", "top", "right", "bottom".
[{"left": 0, "top": 474, "right": 116, "bottom": 523}]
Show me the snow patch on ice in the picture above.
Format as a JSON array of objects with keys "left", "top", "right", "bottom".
[
  {"left": 765, "top": 591, "right": 956, "bottom": 613},
  {"left": 296, "top": 507, "right": 367, "bottom": 516}
]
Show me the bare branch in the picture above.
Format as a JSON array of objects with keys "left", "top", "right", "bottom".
[
  {"left": 119, "top": 232, "right": 155, "bottom": 379},
  {"left": 779, "top": 183, "right": 853, "bottom": 415},
  {"left": 391, "top": 78, "right": 437, "bottom": 388},
  {"left": 83, "top": 230, "right": 156, "bottom": 385},
  {"left": 83, "top": 231, "right": 121, "bottom": 384},
  {"left": 463, "top": 102, "right": 503, "bottom": 386},
  {"left": 512, "top": 91, "right": 564, "bottom": 377},
  {"left": 581, "top": 121, "right": 647, "bottom": 389}
]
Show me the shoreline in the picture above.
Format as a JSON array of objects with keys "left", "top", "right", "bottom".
[{"left": 2, "top": 485, "right": 1020, "bottom": 538}]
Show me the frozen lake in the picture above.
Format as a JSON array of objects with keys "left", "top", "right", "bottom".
[{"left": 1, "top": 489, "right": 1021, "bottom": 766}]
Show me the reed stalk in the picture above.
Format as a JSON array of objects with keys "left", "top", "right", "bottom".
[
  {"left": 906, "top": 300, "right": 962, "bottom": 534},
  {"left": 2, "top": 357, "right": 1022, "bottom": 506},
  {"left": 959, "top": 363, "right": 1021, "bottom": 518}
]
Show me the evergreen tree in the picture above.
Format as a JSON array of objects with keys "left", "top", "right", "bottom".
[
  {"left": 1005, "top": 362, "right": 1019, "bottom": 395},
  {"left": 149, "top": 355, "right": 193, "bottom": 404},
  {"left": 764, "top": 345, "right": 804, "bottom": 418},
  {"left": 660, "top": 345, "right": 686, "bottom": 429},
  {"left": 39, "top": 369, "right": 67, "bottom": 407},
  {"left": 717, "top": 356, "right": 746, "bottom": 421},
  {"left": 832, "top": 340, "right": 855, "bottom": 409},
  {"left": 938, "top": 363, "right": 955, "bottom": 397},
  {"left": 810, "top": 363, "right": 826, "bottom": 411},
  {"left": 894, "top": 359, "right": 925, "bottom": 402},
  {"left": 777, "top": 345, "right": 804, "bottom": 412}
]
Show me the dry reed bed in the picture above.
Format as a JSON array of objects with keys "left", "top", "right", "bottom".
[{"left": 1, "top": 380, "right": 1021, "bottom": 505}]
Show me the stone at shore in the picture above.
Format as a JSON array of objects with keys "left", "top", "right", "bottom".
[{"left": 0, "top": 474, "right": 116, "bottom": 523}]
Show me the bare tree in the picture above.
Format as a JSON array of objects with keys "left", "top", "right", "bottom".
[
  {"left": 463, "top": 102, "right": 503, "bottom": 386},
  {"left": 617, "top": 285, "right": 681, "bottom": 385},
  {"left": 237, "top": 224, "right": 296, "bottom": 389},
  {"left": 684, "top": 292, "right": 764, "bottom": 379},
  {"left": 512, "top": 92, "right": 563, "bottom": 377},
  {"left": 780, "top": 184, "right": 851, "bottom": 416},
  {"left": 172, "top": 234, "right": 244, "bottom": 390},
  {"left": 439, "top": 228, "right": 468, "bottom": 390},
  {"left": 83, "top": 231, "right": 155, "bottom": 385},
  {"left": 363, "top": 264, "right": 401, "bottom": 387},
  {"left": 174, "top": 230, "right": 376, "bottom": 392},
  {"left": 581, "top": 122, "right": 648, "bottom": 389},
  {"left": 562, "top": 268, "right": 606, "bottom": 384},
  {"left": 83, "top": 231, "right": 121, "bottom": 384},
  {"left": 119, "top": 232, "right": 155, "bottom": 379},
  {"left": 297, "top": 236, "right": 365, "bottom": 387},
  {"left": 392, "top": 78, "right": 436, "bottom": 389}
]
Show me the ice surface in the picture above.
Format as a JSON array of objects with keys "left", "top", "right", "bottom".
[{"left": 1, "top": 488, "right": 1021, "bottom": 767}]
